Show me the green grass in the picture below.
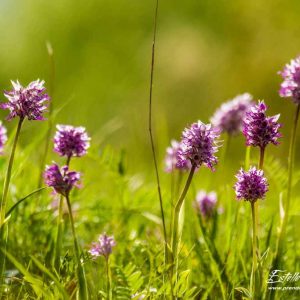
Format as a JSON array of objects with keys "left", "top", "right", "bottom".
[{"left": 0, "top": 114, "right": 299, "bottom": 299}]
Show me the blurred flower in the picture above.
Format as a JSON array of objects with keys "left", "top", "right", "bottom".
[
  {"left": 234, "top": 166, "right": 268, "bottom": 202},
  {"left": 177, "top": 121, "right": 220, "bottom": 170},
  {"left": 89, "top": 233, "right": 116, "bottom": 259},
  {"left": 194, "top": 190, "right": 217, "bottom": 218},
  {"left": 1, "top": 80, "right": 49, "bottom": 121},
  {"left": 210, "top": 93, "right": 253, "bottom": 135},
  {"left": 279, "top": 56, "right": 300, "bottom": 104},
  {"left": 44, "top": 163, "right": 80, "bottom": 197},
  {"left": 54, "top": 125, "right": 90, "bottom": 158},
  {"left": 164, "top": 140, "right": 190, "bottom": 172},
  {"left": 0, "top": 122, "right": 7, "bottom": 154},
  {"left": 243, "top": 101, "right": 281, "bottom": 149}
]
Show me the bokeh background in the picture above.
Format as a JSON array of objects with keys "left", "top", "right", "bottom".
[{"left": 0, "top": 0, "right": 300, "bottom": 174}]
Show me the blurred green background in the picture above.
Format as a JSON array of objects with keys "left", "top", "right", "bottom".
[{"left": 1, "top": 0, "right": 300, "bottom": 174}]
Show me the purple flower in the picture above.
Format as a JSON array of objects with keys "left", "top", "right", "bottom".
[
  {"left": 164, "top": 140, "right": 191, "bottom": 172},
  {"left": 54, "top": 125, "right": 90, "bottom": 158},
  {"left": 0, "top": 122, "right": 7, "bottom": 155},
  {"left": 1, "top": 80, "right": 49, "bottom": 121},
  {"left": 234, "top": 166, "right": 268, "bottom": 202},
  {"left": 279, "top": 56, "right": 300, "bottom": 104},
  {"left": 210, "top": 93, "right": 253, "bottom": 135},
  {"left": 195, "top": 190, "right": 217, "bottom": 218},
  {"left": 44, "top": 163, "right": 80, "bottom": 197},
  {"left": 89, "top": 233, "right": 116, "bottom": 259},
  {"left": 243, "top": 101, "right": 281, "bottom": 149},
  {"left": 177, "top": 121, "right": 220, "bottom": 170}
]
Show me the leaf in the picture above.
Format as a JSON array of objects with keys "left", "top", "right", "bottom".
[
  {"left": 115, "top": 263, "right": 144, "bottom": 299},
  {"left": 173, "top": 270, "right": 190, "bottom": 296},
  {"left": 5, "top": 187, "right": 47, "bottom": 218},
  {"left": 141, "top": 212, "right": 162, "bottom": 225},
  {"left": 30, "top": 255, "right": 69, "bottom": 299},
  {"left": 1, "top": 249, "right": 53, "bottom": 298}
]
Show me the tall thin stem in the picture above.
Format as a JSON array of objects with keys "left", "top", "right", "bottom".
[
  {"left": 38, "top": 42, "right": 55, "bottom": 189},
  {"left": 250, "top": 201, "right": 258, "bottom": 297},
  {"left": 250, "top": 146, "right": 264, "bottom": 298},
  {"left": 0, "top": 118, "right": 24, "bottom": 225},
  {"left": 269, "top": 104, "right": 300, "bottom": 300},
  {"left": 0, "top": 117, "right": 24, "bottom": 286},
  {"left": 54, "top": 156, "right": 71, "bottom": 271},
  {"left": 106, "top": 257, "right": 112, "bottom": 300},
  {"left": 279, "top": 103, "right": 300, "bottom": 250},
  {"left": 171, "top": 165, "right": 196, "bottom": 290},
  {"left": 259, "top": 147, "right": 265, "bottom": 170},
  {"left": 221, "top": 133, "right": 231, "bottom": 165},
  {"left": 65, "top": 194, "right": 88, "bottom": 300},
  {"left": 148, "top": 0, "right": 168, "bottom": 270}
]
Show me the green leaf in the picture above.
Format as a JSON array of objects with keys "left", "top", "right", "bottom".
[
  {"left": 1, "top": 248, "right": 53, "bottom": 298},
  {"left": 30, "top": 255, "right": 69, "bottom": 299}
]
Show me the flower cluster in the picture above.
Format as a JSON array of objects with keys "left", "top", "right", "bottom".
[
  {"left": 195, "top": 190, "right": 217, "bottom": 218},
  {"left": 210, "top": 93, "right": 253, "bottom": 135},
  {"left": 89, "top": 233, "right": 116, "bottom": 259},
  {"left": 164, "top": 140, "right": 190, "bottom": 172},
  {"left": 234, "top": 166, "right": 268, "bottom": 202},
  {"left": 177, "top": 121, "right": 220, "bottom": 170},
  {"left": 243, "top": 101, "right": 281, "bottom": 149},
  {"left": 0, "top": 122, "right": 7, "bottom": 155},
  {"left": 279, "top": 56, "right": 300, "bottom": 104},
  {"left": 1, "top": 80, "right": 49, "bottom": 121},
  {"left": 44, "top": 163, "right": 80, "bottom": 197},
  {"left": 54, "top": 125, "right": 90, "bottom": 158}
]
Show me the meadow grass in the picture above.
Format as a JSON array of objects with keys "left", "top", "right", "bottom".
[{"left": 0, "top": 3, "right": 300, "bottom": 300}]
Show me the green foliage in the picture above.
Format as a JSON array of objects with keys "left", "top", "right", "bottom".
[{"left": 0, "top": 2, "right": 299, "bottom": 298}]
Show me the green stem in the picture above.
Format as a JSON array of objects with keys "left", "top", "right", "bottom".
[
  {"left": 54, "top": 156, "right": 71, "bottom": 271},
  {"left": 250, "top": 147, "right": 265, "bottom": 298},
  {"left": 259, "top": 147, "right": 265, "bottom": 170},
  {"left": 147, "top": 0, "right": 170, "bottom": 295},
  {"left": 106, "top": 257, "right": 111, "bottom": 300},
  {"left": 250, "top": 202, "right": 258, "bottom": 298},
  {"left": 279, "top": 103, "right": 300, "bottom": 253},
  {"left": 54, "top": 194, "right": 64, "bottom": 271},
  {"left": 269, "top": 104, "right": 300, "bottom": 300},
  {"left": 147, "top": 0, "right": 168, "bottom": 269},
  {"left": 65, "top": 194, "right": 88, "bottom": 300},
  {"left": 0, "top": 118, "right": 24, "bottom": 225},
  {"left": 37, "top": 42, "right": 55, "bottom": 190},
  {"left": 0, "top": 117, "right": 24, "bottom": 286},
  {"left": 171, "top": 165, "right": 196, "bottom": 292},
  {"left": 221, "top": 133, "right": 231, "bottom": 165},
  {"left": 169, "top": 172, "right": 182, "bottom": 237}
]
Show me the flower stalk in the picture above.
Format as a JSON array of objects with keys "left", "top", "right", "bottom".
[
  {"left": 250, "top": 146, "right": 264, "bottom": 298},
  {"left": 0, "top": 117, "right": 24, "bottom": 226},
  {"left": 0, "top": 117, "right": 23, "bottom": 285},
  {"left": 54, "top": 155, "right": 71, "bottom": 271},
  {"left": 273, "top": 103, "right": 300, "bottom": 272},
  {"left": 281, "top": 103, "right": 300, "bottom": 239},
  {"left": 105, "top": 257, "right": 112, "bottom": 300},
  {"left": 66, "top": 194, "right": 88, "bottom": 300},
  {"left": 250, "top": 201, "right": 258, "bottom": 297},
  {"left": 37, "top": 42, "right": 55, "bottom": 189},
  {"left": 171, "top": 165, "right": 196, "bottom": 287}
]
